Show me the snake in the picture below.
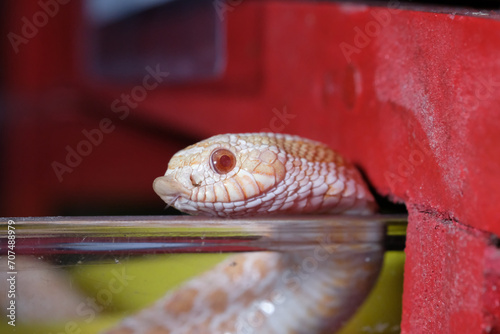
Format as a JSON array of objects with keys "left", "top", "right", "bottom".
[{"left": 105, "top": 133, "right": 383, "bottom": 334}]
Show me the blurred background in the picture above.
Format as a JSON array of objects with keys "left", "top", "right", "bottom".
[{"left": 2, "top": 0, "right": 268, "bottom": 217}]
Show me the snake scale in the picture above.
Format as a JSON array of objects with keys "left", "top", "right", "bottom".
[{"left": 105, "top": 133, "right": 383, "bottom": 334}]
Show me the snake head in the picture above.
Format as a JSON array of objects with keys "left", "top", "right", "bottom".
[
  {"left": 153, "top": 133, "right": 286, "bottom": 216},
  {"left": 154, "top": 133, "right": 376, "bottom": 217}
]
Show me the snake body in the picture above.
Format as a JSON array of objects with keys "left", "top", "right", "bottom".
[{"left": 106, "top": 133, "right": 382, "bottom": 334}]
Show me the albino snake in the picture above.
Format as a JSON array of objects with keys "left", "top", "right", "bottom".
[{"left": 106, "top": 133, "right": 383, "bottom": 334}]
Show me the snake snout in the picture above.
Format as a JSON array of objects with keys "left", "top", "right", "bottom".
[{"left": 153, "top": 175, "right": 191, "bottom": 201}]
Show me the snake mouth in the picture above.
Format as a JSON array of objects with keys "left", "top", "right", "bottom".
[{"left": 153, "top": 175, "right": 191, "bottom": 204}]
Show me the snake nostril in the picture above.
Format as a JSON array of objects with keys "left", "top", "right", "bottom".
[{"left": 190, "top": 175, "right": 201, "bottom": 187}]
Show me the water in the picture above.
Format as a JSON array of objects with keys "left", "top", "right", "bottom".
[{"left": 0, "top": 215, "right": 406, "bottom": 334}]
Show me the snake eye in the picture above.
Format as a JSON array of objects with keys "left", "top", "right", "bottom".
[{"left": 210, "top": 149, "right": 236, "bottom": 174}]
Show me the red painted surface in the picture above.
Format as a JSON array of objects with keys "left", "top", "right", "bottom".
[
  {"left": 2, "top": 1, "right": 500, "bottom": 333},
  {"left": 403, "top": 207, "right": 499, "bottom": 333}
]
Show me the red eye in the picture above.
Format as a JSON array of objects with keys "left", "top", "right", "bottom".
[{"left": 210, "top": 149, "right": 236, "bottom": 174}]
